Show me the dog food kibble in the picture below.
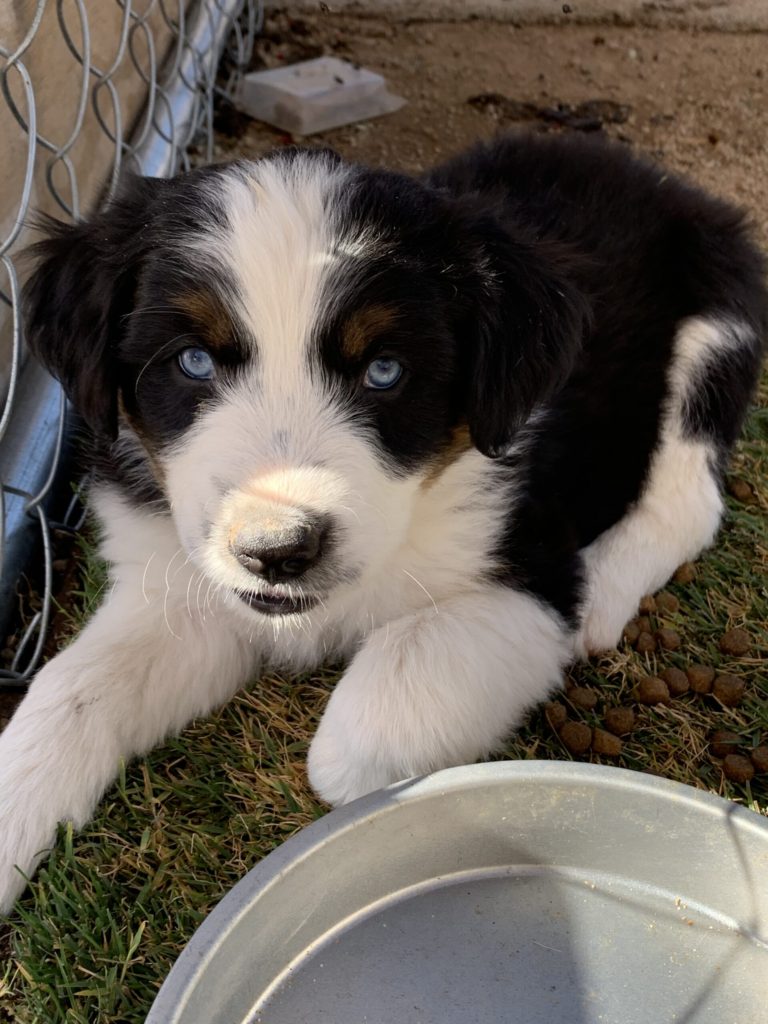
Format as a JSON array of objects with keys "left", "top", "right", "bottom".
[
  {"left": 722, "top": 754, "right": 755, "bottom": 784},
  {"left": 636, "top": 616, "right": 652, "bottom": 634},
  {"left": 712, "top": 673, "right": 746, "bottom": 707},
  {"left": 655, "top": 591, "right": 680, "bottom": 615},
  {"left": 624, "top": 620, "right": 641, "bottom": 644},
  {"left": 686, "top": 664, "right": 715, "bottom": 694},
  {"left": 559, "top": 721, "right": 593, "bottom": 755},
  {"left": 727, "top": 476, "right": 757, "bottom": 504},
  {"left": 604, "top": 706, "right": 636, "bottom": 736},
  {"left": 545, "top": 701, "right": 568, "bottom": 730},
  {"left": 569, "top": 686, "right": 598, "bottom": 710},
  {"left": 673, "top": 562, "right": 697, "bottom": 584},
  {"left": 638, "top": 594, "right": 657, "bottom": 614},
  {"left": 592, "top": 727, "right": 623, "bottom": 756},
  {"left": 709, "top": 730, "right": 741, "bottom": 758},
  {"left": 635, "top": 631, "right": 657, "bottom": 654},
  {"left": 719, "top": 628, "right": 751, "bottom": 656},
  {"left": 656, "top": 628, "right": 681, "bottom": 651},
  {"left": 661, "top": 666, "right": 689, "bottom": 696},
  {"left": 634, "top": 676, "right": 670, "bottom": 705},
  {"left": 750, "top": 747, "right": 768, "bottom": 773}
]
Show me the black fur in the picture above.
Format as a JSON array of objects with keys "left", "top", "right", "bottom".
[
  {"left": 424, "top": 134, "right": 766, "bottom": 619},
  {"left": 23, "top": 166, "right": 248, "bottom": 495}
]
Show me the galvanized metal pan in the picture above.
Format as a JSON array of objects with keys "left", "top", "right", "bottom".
[{"left": 145, "top": 761, "right": 768, "bottom": 1024}]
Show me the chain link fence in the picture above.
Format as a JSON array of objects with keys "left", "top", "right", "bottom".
[{"left": 0, "top": 0, "right": 262, "bottom": 687}]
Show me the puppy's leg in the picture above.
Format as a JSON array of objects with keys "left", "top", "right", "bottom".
[
  {"left": 575, "top": 314, "right": 762, "bottom": 658},
  {"left": 0, "top": 534, "right": 255, "bottom": 914},
  {"left": 576, "top": 433, "right": 723, "bottom": 657},
  {"left": 307, "top": 586, "right": 570, "bottom": 806}
]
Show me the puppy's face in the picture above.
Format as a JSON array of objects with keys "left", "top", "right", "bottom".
[{"left": 25, "top": 148, "right": 587, "bottom": 619}]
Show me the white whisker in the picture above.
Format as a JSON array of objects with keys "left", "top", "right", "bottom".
[
  {"left": 134, "top": 333, "right": 196, "bottom": 398},
  {"left": 401, "top": 568, "right": 439, "bottom": 615},
  {"left": 141, "top": 552, "right": 156, "bottom": 605}
]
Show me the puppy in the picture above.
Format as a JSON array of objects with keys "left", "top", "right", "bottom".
[{"left": 0, "top": 133, "right": 764, "bottom": 913}]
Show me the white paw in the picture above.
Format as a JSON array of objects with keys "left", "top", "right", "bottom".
[
  {"left": 307, "top": 728, "right": 399, "bottom": 807},
  {"left": 574, "top": 566, "right": 636, "bottom": 658},
  {"left": 308, "top": 592, "right": 571, "bottom": 806},
  {"left": 307, "top": 652, "right": 440, "bottom": 807},
  {"left": 575, "top": 601, "right": 628, "bottom": 658},
  {"left": 0, "top": 792, "right": 54, "bottom": 915},
  {"left": 0, "top": 852, "right": 35, "bottom": 916}
]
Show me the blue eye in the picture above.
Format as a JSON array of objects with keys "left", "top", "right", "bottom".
[
  {"left": 364, "top": 357, "right": 402, "bottom": 390},
  {"left": 178, "top": 347, "right": 215, "bottom": 380}
]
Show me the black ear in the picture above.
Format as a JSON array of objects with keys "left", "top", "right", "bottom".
[
  {"left": 461, "top": 217, "right": 591, "bottom": 457},
  {"left": 22, "top": 176, "right": 164, "bottom": 438}
]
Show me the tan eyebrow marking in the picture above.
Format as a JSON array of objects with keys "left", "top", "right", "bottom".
[
  {"left": 172, "top": 290, "right": 233, "bottom": 349},
  {"left": 340, "top": 304, "right": 399, "bottom": 359}
]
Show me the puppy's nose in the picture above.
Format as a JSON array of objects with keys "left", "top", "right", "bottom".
[{"left": 231, "top": 521, "right": 326, "bottom": 583}]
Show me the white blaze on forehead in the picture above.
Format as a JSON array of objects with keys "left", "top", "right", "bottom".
[
  {"left": 196, "top": 154, "right": 364, "bottom": 384},
  {"left": 163, "top": 154, "right": 426, "bottom": 599}
]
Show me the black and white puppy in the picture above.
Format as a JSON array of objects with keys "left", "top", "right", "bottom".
[{"left": 0, "top": 133, "right": 764, "bottom": 912}]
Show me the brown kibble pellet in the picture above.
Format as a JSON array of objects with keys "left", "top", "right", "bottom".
[
  {"left": 544, "top": 701, "right": 567, "bottom": 730},
  {"left": 592, "top": 727, "right": 623, "bottom": 756},
  {"left": 52, "top": 558, "right": 68, "bottom": 573},
  {"left": 722, "top": 754, "right": 755, "bottom": 784},
  {"left": 719, "top": 628, "right": 751, "bottom": 657},
  {"left": 636, "top": 631, "right": 657, "bottom": 654},
  {"left": 559, "top": 721, "right": 593, "bottom": 755},
  {"left": 656, "top": 628, "right": 681, "bottom": 651},
  {"left": 709, "top": 730, "right": 741, "bottom": 758},
  {"left": 727, "top": 476, "right": 757, "bottom": 505},
  {"left": 686, "top": 664, "right": 715, "bottom": 694},
  {"left": 623, "top": 620, "right": 641, "bottom": 645},
  {"left": 655, "top": 591, "right": 680, "bottom": 615},
  {"left": 569, "top": 686, "right": 598, "bottom": 711},
  {"left": 636, "top": 616, "right": 652, "bottom": 634},
  {"left": 750, "top": 747, "right": 768, "bottom": 774},
  {"left": 713, "top": 673, "right": 746, "bottom": 707},
  {"left": 638, "top": 595, "right": 657, "bottom": 614},
  {"left": 604, "top": 706, "right": 636, "bottom": 736},
  {"left": 661, "top": 667, "right": 689, "bottom": 696},
  {"left": 673, "top": 562, "right": 696, "bottom": 584},
  {"left": 634, "top": 676, "right": 670, "bottom": 705}
]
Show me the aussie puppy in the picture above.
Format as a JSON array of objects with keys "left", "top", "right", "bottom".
[{"left": 0, "top": 133, "right": 764, "bottom": 913}]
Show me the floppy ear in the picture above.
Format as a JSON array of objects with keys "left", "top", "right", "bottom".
[
  {"left": 22, "top": 177, "right": 164, "bottom": 438},
  {"left": 461, "top": 217, "right": 591, "bottom": 457}
]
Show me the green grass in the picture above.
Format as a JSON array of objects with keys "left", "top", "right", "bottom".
[{"left": 1, "top": 382, "right": 766, "bottom": 1023}]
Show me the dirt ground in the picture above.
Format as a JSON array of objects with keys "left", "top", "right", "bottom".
[{"left": 215, "top": 8, "right": 768, "bottom": 249}]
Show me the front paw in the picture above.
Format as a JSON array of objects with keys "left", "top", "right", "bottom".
[
  {"left": 306, "top": 644, "right": 435, "bottom": 807},
  {"left": 575, "top": 611, "right": 625, "bottom": 658},
  {"left": 0, "top": 799, "right": 51, "bottom": 915},
  {"left": 307, "top": 709, "right": 406, "bottom": 807},
  {"left": 0, "top": 851, "right": 32, "bottom": 916}
]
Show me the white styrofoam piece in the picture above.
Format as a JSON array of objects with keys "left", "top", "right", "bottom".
[{"left": 235, "top": 57, "right": 405, "bottom": 135}]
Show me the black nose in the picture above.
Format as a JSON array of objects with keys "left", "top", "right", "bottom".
[{"left": 231, "top": 521, "right": 326, "bottom": 583}]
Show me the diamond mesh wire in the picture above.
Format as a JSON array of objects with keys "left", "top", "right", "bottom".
[{"left": 0, "top": 0, "right": 262, "bottom": 686}]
